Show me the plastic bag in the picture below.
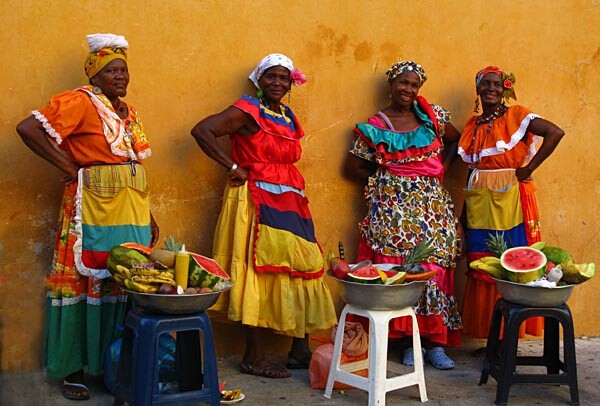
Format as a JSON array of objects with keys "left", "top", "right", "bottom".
[
  {"left": 308, "top": 342, "right": 368, "bottom": 389},
  {"left": 331, "top": 321, "right": 368, "bottom": 357}
]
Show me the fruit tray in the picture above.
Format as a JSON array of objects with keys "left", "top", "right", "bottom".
[
  {"left": 122, "top": 284, "right": 231, "bottom": 314},
  {"left": 493, "top": 277, "right": 577, "bottom": 307},
  {"left": 328, "top": 271, "right": 426, "bottom": 311}
]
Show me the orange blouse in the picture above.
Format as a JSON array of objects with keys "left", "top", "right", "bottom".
[
  {"left": 35, "top": 90, "right": 136, "bottom": 166},
  {"left": 458, "top": 105, "right": 541, "bottom": 170}
]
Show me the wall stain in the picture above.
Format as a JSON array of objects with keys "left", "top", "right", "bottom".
[{"left": 354, "top": 41, "right": 373, "bottom": 62}]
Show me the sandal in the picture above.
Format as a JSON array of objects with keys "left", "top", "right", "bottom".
[
  {"left": 427, "top": 347, "right": 455, "bottom": 370},
  {"left": 240, "top": 360, "right": 291, "bottom": 379},
  {"left": 286, "top": 351, "right": 312, "bottom": 369},
  {"left": 62, "top": 380, "right": 90, "bottom": 401},
  {"left": 402, "top": 347, "right": 426, "bottom": 367}
]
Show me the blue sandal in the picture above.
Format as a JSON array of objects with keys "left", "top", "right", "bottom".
[
  {"left": 427, "top": 347, "right": 455, "bottom": 370},
  {"left": 402, "top": 347, "right": 426, "bottom": 367}
]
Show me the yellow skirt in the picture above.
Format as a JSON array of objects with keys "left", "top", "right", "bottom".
[{"left": 211, "top": 183, "right": 337, "bottom": 338}]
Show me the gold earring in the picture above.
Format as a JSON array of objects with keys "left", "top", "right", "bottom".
[{"left": 473, "top": 96, "right": 480, "bottom": 113}]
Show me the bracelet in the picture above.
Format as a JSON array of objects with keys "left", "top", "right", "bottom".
[{"left": 228, "top": 162, "right": 238, "bottom": 174}]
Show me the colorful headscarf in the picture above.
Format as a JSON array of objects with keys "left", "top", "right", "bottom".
[
  {"left": 475, "top": 65, "right": 517, "bottom": 102},
  {"left": 386, "top": 61, "right": 427, "bottom": 86},
  {"left": 248, "top": 53, "right": 307, "bottom": 89},
  {"left": 84, "top": 33, "right": 128, "bottom": 79}
]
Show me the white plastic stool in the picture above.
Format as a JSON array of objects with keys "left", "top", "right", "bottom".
[{"left": 324, "top": 304, "right": 428, "bottom": 405}]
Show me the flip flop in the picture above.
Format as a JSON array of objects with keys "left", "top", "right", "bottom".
[
  {"left": 402, "top": 347, "right": 426, "bottom": 367},
  {"left": 62, "top": 380, "right": 90, "bottom": 401},
  {"left": 427, "top": 347, "right": 455, "bottom": 370},
  {"left": 240, "top": 361, "right": 291, "bottom": 379},
  {"left": 286, "top": 351, "right": 312, "bottom": 369}
]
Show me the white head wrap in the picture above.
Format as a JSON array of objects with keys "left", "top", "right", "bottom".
[
  {"left": 86, "top": 33, "right": 129, "bottom": 53},
  {"left": 248, "top": 53, "right": 294, "bottom": 89}
]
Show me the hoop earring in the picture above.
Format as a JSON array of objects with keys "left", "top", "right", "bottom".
[
  {"left": 473, "top": 96, "right": 480, "bottom": 113},
  {"left": 92, "top": 86, "right": 102, "bottom": 95}
]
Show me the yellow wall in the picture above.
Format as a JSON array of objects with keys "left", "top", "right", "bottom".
[{"left": 1, "top": 0, "right": 599, "bottom": 372}]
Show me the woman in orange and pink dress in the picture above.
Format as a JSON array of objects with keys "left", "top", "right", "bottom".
[
  {"left": 17, "top": 33, "right": 158, "bottom": 400},
  {"left": 458, "top": 66, "right": 565, "bottom": 339}
]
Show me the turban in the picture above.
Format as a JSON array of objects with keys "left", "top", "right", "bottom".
[
  {"left": 475, "top": 65, "right": 517, "bottom": 101},
  {"left": 248, "top": 53, "right": 307, "bottom": 88},
  {"left": 386, "top": 61, "right": 427, "bottom": 86},
  {"left": 84, "top": 33, "right": 128, "bottom": 79}
]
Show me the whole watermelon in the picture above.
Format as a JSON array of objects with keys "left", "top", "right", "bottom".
[{"left": 542, "top": 246, "right": 573, "bottom": 265}]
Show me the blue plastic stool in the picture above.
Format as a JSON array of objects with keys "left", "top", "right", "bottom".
[{"left": 114, "top": 308, "right": 220, "bottom": 405}]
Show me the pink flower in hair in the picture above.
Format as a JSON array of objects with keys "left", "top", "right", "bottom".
[{"left": 290, "top": 68, "right": 307, "bottom": 85}]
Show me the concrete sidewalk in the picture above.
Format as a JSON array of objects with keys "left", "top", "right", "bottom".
[{"left": 1, "top": 336, "right": 598, "bottom": 405}]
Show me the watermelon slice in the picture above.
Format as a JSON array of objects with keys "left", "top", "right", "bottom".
[
  {"left": 346, "top": 265, "right": 382, "bottom": 284},
  {"left": 500, "top": 246, "right": 547, "bottom": 284},
  {"left": 188, "top": 252, "right": 230, "bottom": 289}
]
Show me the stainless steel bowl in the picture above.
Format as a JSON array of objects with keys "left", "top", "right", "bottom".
[
  {"left": 328, "top": 271, "right": 426, "bottom": 310},
  {"left": 493, "top": 277, "right": 576, "bottom": 307},
  {"left": 122, "top": 284, "right": 231, "bottom": 314}
]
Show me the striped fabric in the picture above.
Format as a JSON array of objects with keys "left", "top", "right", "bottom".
[
  {"left": 74, "top": 164, "right": 151, "bottom": 278},
  {"left": 251, "top": 181, "right": 323, "bottom": 279}
]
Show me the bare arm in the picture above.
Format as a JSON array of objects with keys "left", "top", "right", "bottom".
[
  {"left": 16, "top": 116, "right": 79, "bottom": 183},
  {"left": 515, "top": 117, "right": 565, "bottom": 181},
  {"left": 190, "top": 106, "right": 256, "bottom": 185},
  {"left": 344, "top": 152, "right": 377, "bottom": 180},
  {"left": 441, "top": 122, "right": 461, "bottom": 172}
]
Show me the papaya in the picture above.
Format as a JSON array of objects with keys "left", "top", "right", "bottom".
[
  {"left": 107, "top": 246, "right": 151, "bottom": 275},
  {"left": 560, "top": 260, "right": 595, "bottom": 284},
  {"left": 405, "top": 269, "right": 438, "bottom": 281}
]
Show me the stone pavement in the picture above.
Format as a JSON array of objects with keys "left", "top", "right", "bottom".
[{"left": 1, "top": 336, "right": 599, "bottom": 405}]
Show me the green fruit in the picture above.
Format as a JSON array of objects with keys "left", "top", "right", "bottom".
[
  {"left": 107, "top": 246, "right": 150, "bottom": 275},
  {"left": 560, "top": 260, "right": 595, "bottom": 284},
  {"left": 529, "top": 241, "right": 546, "bottom": 250},
  {"left": 541, "top": 246, "right": 573, "bottom": 265}
]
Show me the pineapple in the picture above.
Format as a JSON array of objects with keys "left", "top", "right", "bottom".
[
  {"left": 485, "top": 232, "right": 509, "bottom": 257},
  {"left": 148, "top": 236, "right": 183, "bottom": 268},
  {"left": 164, "top": 235, "right": 183, "bottom": 252},
  {"left": 396, "top": 239, "right": 435, "bottom": 274}
]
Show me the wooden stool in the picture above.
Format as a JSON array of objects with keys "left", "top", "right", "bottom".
[
  {"left": 480, "top": 298, "right": 579, "bottom": 406},
  {"left": 324, "top": 304, "right": 428, "bottom": 406}
]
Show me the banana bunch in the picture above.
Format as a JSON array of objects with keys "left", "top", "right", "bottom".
[
  {"left": 113, "top": 264, "right": 176, "bottom": 293},
  {"left": 470, "top": 256, "right": 506, "bottom": 279}
]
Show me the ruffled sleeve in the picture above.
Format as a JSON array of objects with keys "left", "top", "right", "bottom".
[
  {"left": 457, "top": 105, "right": 542, "bottom": 168},
  {"left": 32, "top": 91, "right": 97, "bottom": 145}
]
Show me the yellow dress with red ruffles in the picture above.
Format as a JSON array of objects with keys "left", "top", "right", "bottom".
[
  {"left": 458, "top": 105, "right": 544, "bottom": 339},
  {"left": 210, "top": 95, "right": 337, "bottom": 338}
]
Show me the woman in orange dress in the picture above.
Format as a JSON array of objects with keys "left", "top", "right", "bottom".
[
  {"left": 16, "top": 33, "right": 158, "bottom": 400},
  {"left": 458, "top": 66, "right": 564, "bottom": 339}
]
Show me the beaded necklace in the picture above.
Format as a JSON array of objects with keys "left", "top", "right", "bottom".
[
  {"left": 469, "top": 103, "right": 508, "bottom": 163},
  {"left": 475, "top": 103, "right": 507, "bottom": 133}
]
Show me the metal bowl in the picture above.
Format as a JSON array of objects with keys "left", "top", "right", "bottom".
[
  {"left": 493, "top": 277, "right": 577, "bottom": 307},
  {"left": 122, "top": 284, "right": 231, "bottom": 314},
  {"left": 328, "top": 271, "right": 426, "bottom": 310}
]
